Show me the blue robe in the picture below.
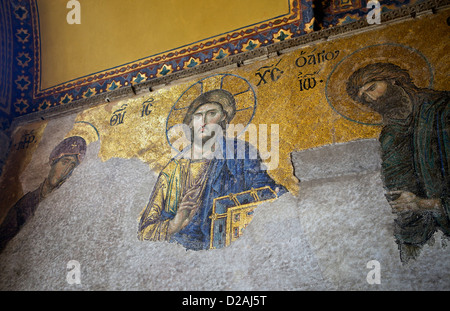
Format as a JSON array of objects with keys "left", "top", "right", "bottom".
[{"left": 139, "top": 138, "right": 287, "bottom": 250}]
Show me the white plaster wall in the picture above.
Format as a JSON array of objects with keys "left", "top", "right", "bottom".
[{"left": 292, "top": 140, "right": 450, "bottom": 290}]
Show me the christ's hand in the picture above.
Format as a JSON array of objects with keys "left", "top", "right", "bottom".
[{"left": 167, "top": 187, "right": 200, "bottom": 235}]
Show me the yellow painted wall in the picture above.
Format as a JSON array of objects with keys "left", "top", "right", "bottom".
[{"left": 37, "top": 0, "right": 289, "bottom": 89}]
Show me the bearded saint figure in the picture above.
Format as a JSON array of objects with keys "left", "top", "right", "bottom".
[{"left": 346, "top": 62, "right": 449, "bottom": 263}]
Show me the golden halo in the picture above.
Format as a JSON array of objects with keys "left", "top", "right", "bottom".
[
  {"left": 166, "top": 73, "right": 257, "bottom": 151},
  {"left": 325, "top": 43, "right": 434, "bottom": 125}
]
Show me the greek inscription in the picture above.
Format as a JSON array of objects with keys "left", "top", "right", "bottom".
[
  {"left": 110, "top": 104, "right": 128, "bottom": 126},
  {"left": 141, "top": 98, "right": 154, "bottom": 117},
  {"left": 295, "top": 49, "right": 340, "bottom": 68},
  {"left": 255, "top": 59, "right": 284, "bottom": 86},
  {"left": 298, "top": 71, "right": 322, "bottom": 92},
  {"left": 15, "top": 130, "right": 36, "bottom": 150}
]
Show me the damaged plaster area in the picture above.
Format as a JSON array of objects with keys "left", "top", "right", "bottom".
[{"left": 1, "top": 138, "right": 449, "bottom": 290}]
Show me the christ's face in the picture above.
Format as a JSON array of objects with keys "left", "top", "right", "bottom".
[
  {"left": 189, "top": 103, "right": 226, "bottom": 144},
  {"left": 358, "top": 80, "right": 413, "bottom": 120}
]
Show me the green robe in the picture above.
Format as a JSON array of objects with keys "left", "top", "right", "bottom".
[{"left": 379, "top": 90, "right": 449, "bottom": 260}]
